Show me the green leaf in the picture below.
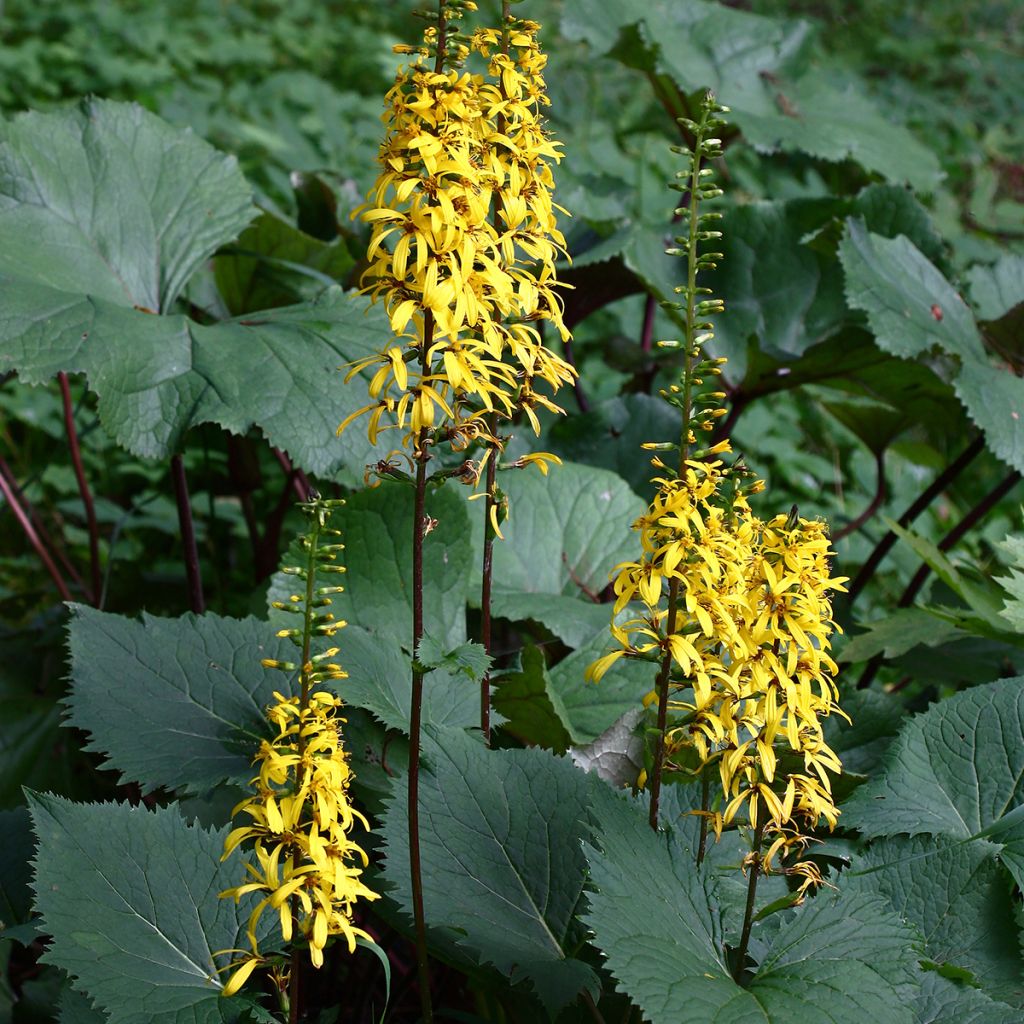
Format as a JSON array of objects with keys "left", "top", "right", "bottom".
[
  {"left": 322, "top": 480, "right": 472, "bottom": 650},
  {"left": 584, "top": 794, "right": 920, "bottom": 1023},
  {"left": 953, "top": 360, "right": 1024, "bottom": 475},
  {"left": 840, "top": 608, "right": 968, "bottom": 663},
  {"left": 823, "top": 688, "right": 904, "bottom": 777},
  {"left": 382, "top": 727, "right": 599, "bottom": 1015},
  {"left": 58, "top": 987, "right": 109, "bottom": 1024},
  {"left": 489, "top": 592, "right": 610, "bottom": 650},
  {"left": 846, "top": 836, "right": 1022, "bottom": 1002},
  {"left": 915, "top": 971, "right": 1022, "bottom": 1024},
  {"left": 0, "top": 98, "right": 255, "bottom": 313},
  {"left": 968, "top": 254, "right": 1024, "bottom": 322},
  {"left": 569, "top": 709, "right": 643, "bottom": 788},
  {"left": 29, "top": 793, "right": 267, "bottom": 1024},
  {"left": 0, "top": 282, "right": 395, "bottom": 479},
  {"left": 213, "top": 211, "right": 353, "bottom": 315},
  {"left": 492, "top": 645, "right": 573, "bottom": 752},
  {"left": 839, "top": 220, "right": 983, "bottom": 362},
  {"left": 340, "top": 626, "right": 480, "bottom": 734},
  {"left": 844, "top": 677, "right": 1024, "bottom": 841},
  {"left": 66, "top": 606, "right": 289, "bottom": 793},
  {"left": 0, "top": 807, "right": 33, "bottom": 937},
  {"left": 549, "top": 637, "right": 654, "bottom": 745},
  {"left": 563, "top": 2, "right": 941, "bottom": 189},
  {"left": 485, "top": 462, "right": 643, "bottom": 601},
  {"left": 996, "top": 532, "right": 1024, "bottom": 632},
  {"left": 417, "top": 635, "right": 491, "bottom": 683},
  {"left": 548, "top": 395, "right": 680, "bottom": 499}
]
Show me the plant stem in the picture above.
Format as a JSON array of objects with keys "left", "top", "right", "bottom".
[
  {"left": 477, "top": 0, "right": 511, "bottom": 747},
  {"left": 833, "top": 449, "right": 886, "bottom": 542},
  {"left": 846, "top": 435, "right": 984, "bottom": 604},
  {"left": 696, "top": 768, "right": 710, "bottom": 866},
  {"left": 0, "top": 457, "right": 72, "bottom": 602},
  {"left": 649, "top": 100, "right": 707, "bottom": 832},
  {"left": 733, "top": 822, "right": 765, "bottom": 984},
  {"left": 480, "top": 440, "right": 497, "bottom": 745},
  {"left": 409, "top": 297, "right": 436, "bottom": 1023},
  {"left": 581, "top": 990, "right": 608, "bottom": 1024},
  {"left": 58, "top": 372, "right": 101, "bottom": 604},
  {"left": 170, "top": 453, "right": 205, "bottom": 614},
  {"left": 856, "top": 467, "right": 1021, "bottom": 689}
]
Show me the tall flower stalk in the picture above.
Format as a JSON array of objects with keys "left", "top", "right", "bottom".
[
  {"left": 218, "top": 496, "right": 377, "bottom": 1018},
  {"left": 588, "top": 93, "right": 849, "bottom": 977},
  {"left": 341, "top": 5, "right": 572, "bottom": 1014}
]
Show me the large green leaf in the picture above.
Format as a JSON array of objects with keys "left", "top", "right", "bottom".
[
  {"left": 839, "top": 220, "right": 983, "bottom": 363},
  {"left": 0, "top": 99, "right": 255, "bottom": 313},
  {"left": 0, "top": 282, "right": 393, "bottom": 479},
  {"left": 66, "top": 606, "right": 289, "bottom": 794},
  {"left": 843, "top": 677, "right": 1024, "bottom": 840},
  {"left": 492, "top": 645, "right": 574, "bottom": 751},
  {"left": 485, "top": 462, "right": 643, "bottom": 600},
  {"left": 846, "top": 837, "right": 1022, "bottom": 1002},
  {"left": 953, "top": 360, "right": 1024, "bottom": 478},
  {"left": 382, "top": 727, "right": 599, "bottom": 1014},
  {"left": 584, "top": 791, "right": 920, "bottom": 1023},
  {"left": 916, "top": 971, "right": 1023, "bottom": 1024},
  {"left": 58, "top": 987, "right": 109, "bottom": 1024},
  {"left": 562, "top": 0, "right": 941, "bottom": 189},
  {"left": 319, "top": 480, "right": 473, "bottom": 650},
  {"left": 29, "top": 793, "right": 267, "bottom": 1024}
]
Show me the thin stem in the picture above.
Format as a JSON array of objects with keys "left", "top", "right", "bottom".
[
  {"left": 640, "top": 292, "right": 656, "bottom": 354},
  {"left": 833, "top": 449, "right": 886, "bottom": 542},
  {"left": 733, "top": 822, "right": 765, "bottom": 984},
  {"left": 480, "top": 441, "right": 497, "bottom": 744},
  {"left": 846, "top": 435, "right": 984, "bottom": 604},
  {"left": 409, "top": 301, "right": 437, "bottom": 1022},
  {"left": 649, "top": 102, "right": 707, "bottom": 832},
  {"left": 59, "top": 372, "right": 101, "bottom": 604},
  {"left": 581, "top": 989, "right": 608, "bottom": 1024},
  {"left": 696, "top": 768, "right": 710, "bottom": 866},
  {"left": 274, "top": 447, "right": 312, "bottom": 502},
  {"left": 856, "top": 468, "right": 1021, "bottom": 689},
  {"left": 476, "top": 0, "right": 511, "bottom": 747},
  {"left": 0, "top": 458, "right": 72, "bottom": 602},
  {"left": 170, "top": 453, "right": 205, "bottom": 614}
]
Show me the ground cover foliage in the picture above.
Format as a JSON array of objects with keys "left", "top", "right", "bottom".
[{"left": 0, "top": 0, "right": 1023, "bottom": 1022}]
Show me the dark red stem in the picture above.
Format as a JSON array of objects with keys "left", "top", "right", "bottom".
[
  {"left": 833, "top": 450, "right": 886, "bottom": 542},
  {"left": 170, "top": 454, "right": 205, "bottom": 614}
]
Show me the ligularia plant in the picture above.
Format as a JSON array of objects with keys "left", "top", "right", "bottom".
[
  {"left": 588, "top": 93, "right": 850, "bottom": 972},
  {"left": 218, "top": 497, "right": 378, "bottom": 1000}
]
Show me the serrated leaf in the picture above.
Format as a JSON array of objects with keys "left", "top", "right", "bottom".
[
  {"left": 58, "top": 988, "right": 108, "bottom": 1024},
  {"left": 584, "top": 795, "right": 919, "bottom": 1023},
  {"left": 483, "top": 462, "right": 643, "bottom": 601},
  {"left": 954, "top": 359, "right": 1024, "bottom": 475},
  {"left": 0, "top": 282, "right": 394, "bottom": 479},
  {"left": 839, "top": 220, "right": 983, "bottom": 362},
  {"left": 493, "top": 645, "right": 573, "bottom": 752},
  {"left": 563, "top": 1, "right": 941, "bottom": 189},
  {"left": 843, "top": 677, "right": 1024, "bottom": 841},
  {"left": 29, "top": 793, "right": 267, "bottom": 1024},
  {"left": 846, "top": 836, "right": 1022, "bottom": 1003},
  {"left": 382, "top": 728, "right": 599, "bottom": 1014},
  {"left": 0, "top": 807, "right": 33, "bottom": 936},
  {"left": 0, "top": 99, "right": 255, "bottom": 313},
  {"left": 417, "top": 635, "right": 491, "bottom": 683},
  {"left": 66, "top": 606, "right": 290, "bottom": 794},
  {"left": 968, "top": 254, "right": 1024, "bottom": 322},
  {"left": 569, "top": 708, "right": 643, "bottom": 788},
  {"left": 340, "top": 626, "right": 479, "bottom": 734},
  {"left": 322, "top": 480, "right": 472, "bottom": 650},
  {"left": 915, "top": 971, "right": 1022, "bottom": 1024}
]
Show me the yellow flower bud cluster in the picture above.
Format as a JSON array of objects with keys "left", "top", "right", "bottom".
[
  {"left": 220, "top": 691, "right": 379, "bottom": 993},
  {"left": 218, "top": 499, "right": 377, "bottom": 996},
  {"left": 339, "top": 9, "right": 575, "bottom": 454},
  {"left": 588, "top": 461, "right": 849, "bottom": 888}
]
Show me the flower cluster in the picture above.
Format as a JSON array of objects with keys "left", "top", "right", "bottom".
[
  {"left": 588, "top": 92, "right": 849, "bottom": 892},
  {"left": 339, "top": 3, "right": 574, "bottom": 460},
  {"left": 590, "top": 463, "right": 848, "bottom": 885},
  {"left": 219, "top": 500, "right": 377, "bottom": 996}
]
